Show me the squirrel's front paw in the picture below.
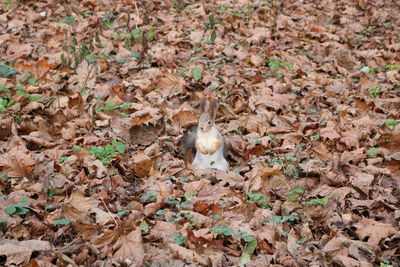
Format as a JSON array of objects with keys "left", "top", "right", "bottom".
[
  {"left": 196, "top": 142, "right": 209, "bottom": 154},
  {"left": 208, "top": 140, "right": 222, "bottom": 154}
]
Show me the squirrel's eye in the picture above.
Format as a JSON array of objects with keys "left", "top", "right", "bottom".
[{"left": 207, "top": 121, "right": 211, "bottom": 125}]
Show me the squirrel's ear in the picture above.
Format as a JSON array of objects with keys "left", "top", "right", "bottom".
[
  {"left": 209, "top": 98, "right": 218, "bottom": 120},
  {"left": 199, "top": 98, "right": 207, "bottom": 114}
]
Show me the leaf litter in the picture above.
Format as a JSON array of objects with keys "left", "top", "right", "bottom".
[{"left": 0, "top": 0, "right": 399, "bottom": 266}]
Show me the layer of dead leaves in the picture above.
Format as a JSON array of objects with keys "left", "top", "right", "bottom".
[{"left": 0, "top": 0, "right": 399, "bottom": 266}]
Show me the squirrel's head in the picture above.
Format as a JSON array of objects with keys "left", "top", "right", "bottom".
[{"left": 197, "top": 98, "right": 218, "bottom": 133}]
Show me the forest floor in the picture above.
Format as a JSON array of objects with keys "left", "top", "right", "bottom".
[{"left": 0, "top": 0, "right": 400, "bottom": 266}]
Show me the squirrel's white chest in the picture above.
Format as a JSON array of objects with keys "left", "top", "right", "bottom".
[
  {"left": 191, "top": 129, "right": 229, "bottom": 171},
  {"left": 196, "top": 129, "right": 219, "bottom": 151}
]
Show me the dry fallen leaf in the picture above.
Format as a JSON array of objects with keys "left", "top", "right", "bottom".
[
  {"left": 113, "top": 229, "right": 144, "bottom": 265},
  {"left": 0, "top": 146, "right": 36, "bottom": 177},
  {"left": 61, "top": 190, "right": 99, "bottom": 222},
  {"left": 0, "top": 239, "right": 52, "bottom": 265},
  {"left": 355, "top": 219, "right": 397, "bottom": 245}
]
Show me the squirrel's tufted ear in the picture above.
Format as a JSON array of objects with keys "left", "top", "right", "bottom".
[
  {"left": 199, "top": 98, "right": 207, "bottom": 114},
  {"left": 209, "top": 98, "right": 218, "bottom": 121}
]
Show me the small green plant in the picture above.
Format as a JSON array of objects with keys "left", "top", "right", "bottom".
[
  {"left": 369, "top": 147, "right": 379, "bottom": 158},
  {"left": 166, "top": 196, "right": 180, "bottom": 206},
  {"left": 179, "top": 177, "right": 190, "bottom": 182},
  {"left": 212, "top": 225, "right": 233, "bottom": 237},
  {"left": 60, "top": 16, "right": 77, "bottom": 26},
  {"left": 385, "top": 119, "right": 397, "bottom": 129},
  {"left": 54, "top": 218, "right": 71, "bottom": 226},
  {"left": 386, "top": 65, "right": 400, "bottom": 71},
  {"left": 380, "top": 258, "right": 390, "bottom": 267},
  {"left": 287, "top": 188, "right": 304, "bottom": 201},
  {"left": 142, "top": 191, "right": 157, "bottom": 202},
  {"left": 117, "top": 210, "right": 130, "bottom": 217},
  {"left": 267, "top": 154, "right": 302, "bottom": 179},
  {"left": 44, "top": 204, "right": 54, "bottom": 211},
  {"left": 4, "top": 197, "right": 31, "bottom": 215},
  {"left": 59, "top": 156, "right": 69, "bottom": 163},
  {"left": 0, "top": 64, "right": 17, "bottom": 78},
  {"left": 191, "top": 67, "right": 202, "bottom": 81},
  {"left": 89, "top": 139, "right": 126, "bottom": 165},
  {"left": 172, "top": 233, "right": 186, "bottom": 246},
  {"left": 230, "top": 10, "right": 249, "bottom": 18},
  {"left": 73, "top": 145, "right": 83, "bottom": 151},
  {"left": 0, "top": 97, "right": 14, "bottom": 112},
  {"left": 209, "top": 81, "right": 219, "bottom": 91},
  {"left": 139, "top": 220, "right": 149, "bottom": 233},
  {"left": 268, "top": 60, "right": 292, "bottom": 70},
  {"left": 19, "top": 72, "right": 37, "bottom": 85},
  {"left": 15, "top": 85, "right": 41, "bottom": 101},
  {"left": 95, "top": 100, "right": 131, "bottom": 113},
  {"left": 239, "top": 237, "right": 257, "bottom": 267},
  {"left": 0, "top": 173, "right": 9, "bottom": 182},
  {"left": 311, "top": 134, "right": 320, "bottom": 140},
  {"left": 2, "top": 0, "right": 15, "bottom": 9},
  {"left": 262, "top": 215, "right": 299, "bottom": 224},
  {"left": 101, "top": 13, "right": 117, "bottom": 29},
  {"left": 303, "top": 197, "right": 328, "bottom": 207},
  {"left": 247, "top": 192, "right": 271, "bottom": 209},
  {"left": 204, "top": 15, "right": 221, "bottom": 43},
  {"left": 0, "top": 85, "right": 10, "bottom": 92},
  {"left": 369, "top": 87, "right": 381, "bottom": 97},
  {"left": 0, "top": 218, "right": 9, "bottom": 223}
]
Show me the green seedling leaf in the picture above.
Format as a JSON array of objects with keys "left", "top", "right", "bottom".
[
  {"left": 191, "top": 67, "right": 202, "bottom": 81},
  {"left": 16, "top": 89, "right": 41, "bottom": 101},
  {"left": 385, "top": 119, "right": 397, "bottom": 129},
  {"left": 85, "top": 54, "right": 97, "bottom": 64},
  {"left": 60, "top": 156, "right": 69, "bottom": 163},
  {"left": 179, "top": 177, "right": 190, "bottom": 182},
  {"left": 0, "top": 218, "right": 9, "bottom": 223},
  {"left": 139, "top": 220, "right": 149, "bottom": 233},
  {"left": 209, "top": 82, "right": 219, "bottom": 90},
  {"left": 386, "top": 65, "right": 400, "bottom": 71},
  {"left": 0, "top": 97, "right": 14, "bottom": 112},
  {"left": 172, "top": 233, "right": 186, "bottom": 246},
  {"left": 130, "top": 52, "right": 141, "bottom": 59},
  {"left": 369, "top": 147, "right": 378, "bottom": 158},
  {"left": 142, "top": 191, "right": 157, "bottom": 202},
  {"left": 117, "top": 210, "right": 130, "bottom": 217},
  {"left": 44, "top": 204, "right": 54, "bottom": 211},
  {"left": 111, "top": 139, "right": 126, "bottom": 153},
  {"left": 369, "top": 87, "right": 380, "bottom": 97},
  {"left": 60, "top": 16, "right": 77, "bottom": 26},
  {"left": 132, "top": 28, "right": 142, "bottom": 40},
  {"left": 296, "top": 237, "right": 308, "bottom": 244},
  {"left": 265, "top": 215, "right": 299, "bottom": 224},
  {"left": 209, "top": 30, "right": 217, "bottom": 43},
  {"left": 54, "top": 218, "right": 71, "bottom": 226},
  {"left": 4, "top": 205, "right": 16, "bottom": 215},
  {"left": 184, "top": 192, "right": 194, "bottom": 201},
  {"left": 116, "top": 58, "right": 129, "bottom": 63},
  {"left": 212, "top": 225, "right": 233, "bottom": 236},
  {"left": 146, "top": 27, "right": 157, "bottom": 41},
  {"left": 360, "top": 66, "right": 370, "bottom": 73},
  {"left": 288, "top": 188, "right": 304, "bottom": 195},
  {"left": 311, "top": 134, "right": 320, "bottom": 140},
  {"left": 0, "top": 64, "right": 17, "bottom": 78},
  {"left": 239, "top": 239, "right": 257, "bottom": 267},
  {"left": 0, "top": 86, "right": 10, "bottom": 92},
  {"left": 156, "top": 209, "right": 166, "bottom": 215},
  {"left": 73, "top": 145, "right": 82, "bottom": 151},
  {"left": 230, "top": 11, "right": 248, "bottom": 18},
  {"left": 19, "top": 72, "right": 32, "bottom": 83},
  {"left": 304, "top": 197, "right": 328, "bottom": 207}
]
